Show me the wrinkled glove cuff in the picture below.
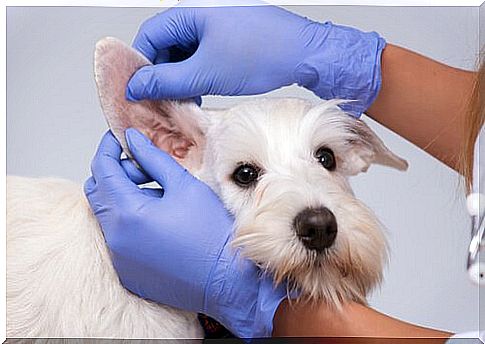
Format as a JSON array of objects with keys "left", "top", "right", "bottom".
[
  {"left": 203, "top": 248, "right": 288, "bottom": 339},
  {"left": 295, "top": 21, "right": 386, "bottom": 118},
  {"left": 251, "top": 277, "right": 288, "bottom": 338}
]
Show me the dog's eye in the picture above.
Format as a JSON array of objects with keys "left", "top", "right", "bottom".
[
  {"left": 232, "top": 164, "right": 260, "bottom": 187},
  {"left": 315, "top": 147, "right": 336, "bottom": 171}
]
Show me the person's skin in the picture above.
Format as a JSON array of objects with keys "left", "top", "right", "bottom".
[
  {"left": 272, "top": 44, "right": 477, "bottom": 340},
  {"left": 368, "top": 44, "right": 476, "bottom": 170},
  {"left": 273, "top": 301, "right": 451, "bottom": 341}
]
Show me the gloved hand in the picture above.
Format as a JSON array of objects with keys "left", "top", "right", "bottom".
[
  {"left": 84, "top": 129, "right": 288, "bottom": 338},
  {"left": 127, "top": 4, "right": 386, "bottom": 117}
]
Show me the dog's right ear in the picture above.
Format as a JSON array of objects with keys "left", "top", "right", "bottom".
[
  {"left": 342, "top": 119, "right": 409, "bottom": 175},
  {"left": 94, "top": 37, "right": 207, "bottom": 171}
]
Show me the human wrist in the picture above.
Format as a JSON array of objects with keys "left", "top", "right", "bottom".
[{"left": 295, "top": 21, "right": 386, "bottom": 118}]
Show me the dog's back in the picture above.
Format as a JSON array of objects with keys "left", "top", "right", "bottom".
[{"left": 6, "top": 175, "right": 202, "bottom": 338}]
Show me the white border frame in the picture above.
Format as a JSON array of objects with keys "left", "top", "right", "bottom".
[
  {"left": 1, "top": 2, "right": 6, "bottom": 342},
  {"left": 2, "top": 1, "right": 483, "bottom": 342},
  {"left": 4, "top": 0, "right": 485, "bottom": 6}
]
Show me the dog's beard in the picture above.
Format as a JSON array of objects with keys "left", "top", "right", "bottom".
[{"left": 231, "top": 184, "right": 388, "bottom": 308}]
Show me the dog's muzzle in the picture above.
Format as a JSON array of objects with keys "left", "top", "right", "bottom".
[{"left": 293, "top": 207, "right": 338, "bottom": 252}]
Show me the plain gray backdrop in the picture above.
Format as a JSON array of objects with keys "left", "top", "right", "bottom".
[{"left": 6, "top": 5, "right": 484, "bottom": 334}]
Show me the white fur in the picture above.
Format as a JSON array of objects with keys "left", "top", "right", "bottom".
[
  {"left": 198, "top": 98, "right": 403, "bottom": 304},
  {"left": 7, "top": 38, "right": 408, "bottom": 339},
  {"left": 7, "top": 176, "right": 202, "bottom": 339},
  {"left": 7, "top": 98, "right": 407, "bottom": 338}
]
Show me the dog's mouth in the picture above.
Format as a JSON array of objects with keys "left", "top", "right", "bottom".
[
  {"left": 233, "top": 221, "right": 386, "bottom": 308},
  {"left": 285, "top": 249, "right": 378, "bottom": 306},
  {"left": 231, "top": 185, "right": 388, "bottom": 307}
]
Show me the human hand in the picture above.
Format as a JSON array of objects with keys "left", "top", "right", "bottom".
[
  {"left": 127, "top": 4, "right": 386, "bottom": 117},
  {"left": 84, "top": 129, "right": 287, "bottom": 338}
]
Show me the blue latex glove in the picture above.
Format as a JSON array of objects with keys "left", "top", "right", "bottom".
[
  {"left": 84, "top": 129, "right": 288, "bottom": 338},
  {"left": 127, "top": 4, "right": 386, "bottom": 117}
]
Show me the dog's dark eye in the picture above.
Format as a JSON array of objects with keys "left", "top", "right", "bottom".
[
  {"left": 315, "top": 147, "right": 336, "bottom": 171},
  {"left": 232, "top": 164, "right": 260, "bottom": 187}
]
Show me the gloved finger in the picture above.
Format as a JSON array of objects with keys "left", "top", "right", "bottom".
[
  {"left": 126, "top": 55, "right": 207, "bottom": 101},
  {"left": 90, "top": 131, "right": 140, "bottom": 195},
  {"left": 136, "top": 46, "right": 201, "bottom": 107},
  {"left": 83, "top": 176, "right": 97, "bottom": 196},
  {"left": 153, "top": 45, "right": 196, "bottom": 66},
  {"left": 125, "top": 128, "right": 191, "bottom": 194},
  {"left": 120, "top": 158, "right": 153, "bottom": 185},
  {"left": 140, "top": 187, "right": 164, "bottom": 198},
  {"left": 165, "top": 45, "right": 197, "bottom": 63},
  {"left": 132, "top": 9, "right": 198, "bottom": 63},
  {"left": 83, "top": 177, "right": 107, "bottom": 215},
  {"left": 153, "top": 49, "right": 170, "bottom": 65}
]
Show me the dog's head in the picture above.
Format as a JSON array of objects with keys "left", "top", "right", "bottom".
[{"left": 95, "top": 37, "right": 408, "bottom": 307}]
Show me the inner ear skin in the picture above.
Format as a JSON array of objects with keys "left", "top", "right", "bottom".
[
  {"left": 95, "top": 37, "right": 207, "bottom": 171},
  {"left": 150, "top": 130, "right": 194, "bottom": 159}
]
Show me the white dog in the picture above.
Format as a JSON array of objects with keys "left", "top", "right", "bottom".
[{"left": 6, "top": 37, "right": 408, "bottom": 338}]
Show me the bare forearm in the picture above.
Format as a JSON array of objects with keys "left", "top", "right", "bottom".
[
  {"left": 273, "top": 300, "right": 452, "bottom": 342},
  {"left": 367, "top": 44, "right": 476, "bottom": 170}
]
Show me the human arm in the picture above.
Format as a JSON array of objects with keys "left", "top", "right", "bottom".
[
  {"left": 273, "top": 300, "right": 452, "bottom": 342},
  {"left": 367, "top": 44, "right": 476, "bottom": 170}
]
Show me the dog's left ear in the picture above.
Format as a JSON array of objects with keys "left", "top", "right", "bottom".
[
  {"left": 94, "top": 37, "right": 207, "bottom": 171},
  {"left": 341, "top": 119, "right": 409, "bottom": 176}
]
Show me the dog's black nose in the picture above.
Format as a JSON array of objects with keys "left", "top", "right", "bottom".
[{"left": 293, "top": 207, "right": 337, "bottom": 252}]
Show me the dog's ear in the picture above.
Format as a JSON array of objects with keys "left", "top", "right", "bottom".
[
  {"left": 94, "top": 37, "right": 206, "bottom": 171},
  {"left": 342, "top": 119, "right": 409, "bottom": 176}
]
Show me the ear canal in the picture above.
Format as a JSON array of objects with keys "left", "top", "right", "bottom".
[
  {"left": 94, "top": 37, "right": 206, "bottom": 171},
  {"left": 354, "top": 120, "right": 409, "bottom": 171}
]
